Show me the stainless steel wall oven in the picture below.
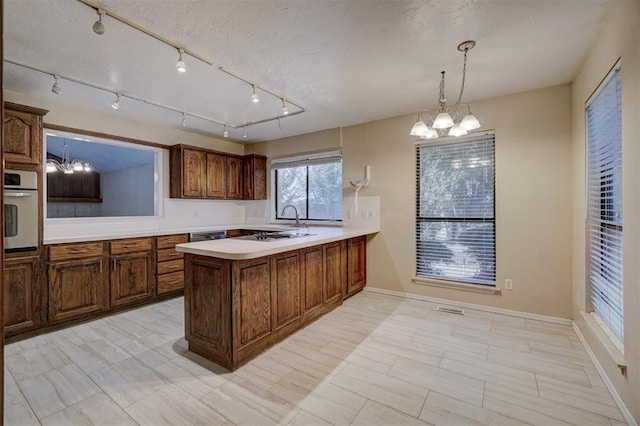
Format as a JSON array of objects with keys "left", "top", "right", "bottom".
[{"left": 4, "top": 170, "right": 38, "bottom": 253}]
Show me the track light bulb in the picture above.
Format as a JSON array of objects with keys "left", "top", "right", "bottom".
[
  {"left": 112, "top": 93, "right": 120, "bottom": 110},
  {"left": 223, "top": 126, "right": 229, "bottom": 138},
  {"left": 93, "top": 9, "right": 105, "bottom": 35},
  {"left": 251, "top": 85, "right": 259, "bottom": 103},
  {"left": 176, "top": 49, "right": 186, "bottom": 73},
  {"left": 242, "top": 127, "right": 248, "bottom": 139},
  {"left": 51, "top": 75, "right": 61, "bottom": 94},
  {"left": 281, "top": 98, "right": 289, "bottom": 115},
  {"left": 180, "top": 113, "right": 187, "bottom": 127}
]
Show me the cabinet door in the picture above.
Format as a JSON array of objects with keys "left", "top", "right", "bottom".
[
  {"left": 346, "top": 236, "right": 367, "bottom": 296},
  {"left": 206, "top": 153, "right": 226, "bottom": 198},
  {"left": 111, "top": 252, "right": 154, "bottom": 307},
  {"left": 3, "top": 108, "right": 41, "bottom": 165},
  {"left": 183, "top": 149, "right": 206, "bottom": 198},
  {"left": 48, "top": 257, "right": 107, "bottom": 322},
  {"left": 325, "top": 241, "right": 346, "bottom": 302},
  {"left": 225, "top": 156, "right": 243, "bottom": 199},
  {"left": 233, "top": 258, "right": 271, "bottom": 346},
  {"left": 271, "top": 251, "right": 301, "bottom": 330},
  {"left": 242, "top": 156, "right": 267, "bottom": 200},
  {"left": 4, "top": 257, "right": 40, "bottom": 335},
  {"left": 301, "top": 246, "right": 324, "bottom": 314}
]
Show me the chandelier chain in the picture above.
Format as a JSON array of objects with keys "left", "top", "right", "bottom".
[{"left": 456, "top": 50, "right": 468, "bottom": 106}]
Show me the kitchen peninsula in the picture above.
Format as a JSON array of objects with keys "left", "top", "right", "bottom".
[{"left": 175, "top": 227, "right": 377, "bottom": 370}]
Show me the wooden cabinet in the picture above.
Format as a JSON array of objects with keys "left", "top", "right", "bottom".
[
  {"left": 156, "top": 234, "right": 187, "bottom": 295},
  {"left": 170, "top": 144, "right": 267, "bottom": 200},
  {"left": 325, "top": 240, "right": 347, "bottom": 302},
  {"left": 225, "top": 156, "right": 243, "bottom": 199},
  {"left": 3, "top": 103, "right": 48, "bottom": 166},
  {"left": 301, "top": 246, "right": 324, "bottom": 315},
  {"left": 110, "top": 238, "right": 154, "bottom": 307},
  {"left": 206, "top": 153, "right": 225, "bottom": 198},
  {"left": 4, "top": 256, "right": 41, "bottom": 335},
  {"left": 47, "top": 242, "right": 108, "bottom": 323},
  {"left": 346, "top": 236, "right": 367, "bottom": 297},
  {"left": 243, "top": 155, "right": 267, "bottom": 200},
  {"left": 233, "top": 258, "right": 272, "bottom": 346},
  {"left": 271, "top": 251, "right": 301, "bottom": 330}
]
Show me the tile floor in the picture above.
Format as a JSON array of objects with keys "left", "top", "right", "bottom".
[{"left": 3, "top": 291, "right": 628, "bottom": 425}]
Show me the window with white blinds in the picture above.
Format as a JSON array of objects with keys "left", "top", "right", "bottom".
[
  {"left": 416, "top": 132, "right": 496, "bottom": 285},
  {"left": 586, "top": 63, "right": 623, "bottom": 343},
  {"left": 272, "top": 152, "right": 342, "bottom": 221}
]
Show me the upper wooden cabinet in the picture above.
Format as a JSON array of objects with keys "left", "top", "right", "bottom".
[
  {"left": 243, "top": 155, "right": 267, "bottom": 200},
  {"left": 170, "top": 144, "right": 266, "bottom": 200},
  {"left": 3, "top": 102, "right": 48, "bottom": 166}
]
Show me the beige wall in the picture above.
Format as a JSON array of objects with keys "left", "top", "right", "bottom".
[
  {"left": 245, "top": 127, "right": 341, "bottom": 158},
  {"left": 253, "top": 84, "right": 574, "bottom": 319},
  {"left": 571, "top": 0, "right": 640, "bottom": 421},
  {"left": 4, "top": 89, "right": 244, "bottom": 154}
]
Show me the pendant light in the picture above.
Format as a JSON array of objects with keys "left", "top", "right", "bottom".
[
  {"left": 410, "top": 40, "right": 481, "bottom": 139},
  {"left": 46, "top": 142, "right": 92, "bottom": 174}
]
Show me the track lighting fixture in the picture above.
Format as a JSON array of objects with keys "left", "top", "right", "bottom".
[
  {"left": 51, "top": 75, "right": 61, "bottom": 94},
  {"left": 281, "top": 98, "right": 289, "bottom": 115},
  {"left": 242, "top": 127, "right": 248, "bottom": 139},
  {"left": 176, "top": 49, "right": 186, "bottom": 73},
  {"left": 251, "top": 85, "right": 260, "bottom": 104},
  {"left": 112, "top": 93, "right": 120, "bottom": 110},
  {"left": 180, "top": 113, "right": 187, "bottom": 127},
  {"left": 93, "top": 9, "right": 105, "bottom": 35},
  {"left": 223, "top": 125, "right": 229, "bottom": 138}
]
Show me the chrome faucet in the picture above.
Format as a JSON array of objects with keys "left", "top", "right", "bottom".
[{"left": 281, "top": 204, "right": 300, "bottom": 227}]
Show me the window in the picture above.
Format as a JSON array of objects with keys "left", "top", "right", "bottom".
[
  {"left": 416, "top": 132, "right": 496, "bottom": 285},
  {"left": 586, "top": 63, "right": 623, "bottom": 343},
  {"left": 273, "top": 153, "right": 342, "bottom": 221}
]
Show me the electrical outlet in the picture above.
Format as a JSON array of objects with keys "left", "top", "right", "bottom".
[
  {"left": 367, "top": 210, "right": 374, "bottom": 219},
  {"left": 505, "top": 279, "right": 513, "bottom": 290}
]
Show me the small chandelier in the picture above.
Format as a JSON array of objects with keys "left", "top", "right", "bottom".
[
  {"left": 46, "top": 142, "right": 91, "bottom": 174},
  {"left": 410, "top": 40, "right": 481, "bottom": 140}
]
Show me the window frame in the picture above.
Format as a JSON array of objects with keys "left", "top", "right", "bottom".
[
  {"left": 415, "top": 132, "right": 496, "bottom": 286},
  {"left": 272, "top": 152, "right": 343, "bottom": 223}
]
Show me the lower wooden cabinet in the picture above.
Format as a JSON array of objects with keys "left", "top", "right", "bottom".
[
  {"left": 3, "top": 256, "right": 41, "bottom": 335},
  {"left": 48, "top": 256, "right": 107, "bottom": 323},
  {"left": 325, "top": 240, "right": 347, "bottom": 301},
  {"left": 271, "top": 251, "right": 301, "bottom": 330},
  {"left": 156, "top": 234, "right": 187, "bottom": 295},
  {"left": 346, "top": 236, "right": 367, "bottom": 297},
  {"left": 111, "top": 251, "right": 154, "bottom": 307}
]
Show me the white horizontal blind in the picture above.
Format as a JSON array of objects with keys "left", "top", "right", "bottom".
[
  {"left": 586, "top": 65, "right": 623, "bottom": 343},
  {"left": 416, "top": 133, "right": 496, "bottom": 285}
]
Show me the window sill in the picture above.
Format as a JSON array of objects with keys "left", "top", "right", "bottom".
[
  {"left": 412, "top": 276, "right": 500, "bottom": 295},
  {"left": 580, "top": 311, "right": 627, "bottom": 375},
  {"left": 270, "top": 219, "right": 343, "bottom": 227}
]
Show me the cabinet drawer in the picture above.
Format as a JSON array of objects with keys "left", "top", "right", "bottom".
[
  {"left": 49, "top": 242, "right": 103, "bottom": 261},
  {"left": 157, "top": 259, "right": 184, "bottom": 275},
  {"left": 157, "top": 271, "right": 184, "bottom": 294},
  {"left": 157, "top": 234, "right": 188, "bottom": 249},
  {"left": 110, "top": 238, "right": 153, "bottom": 255},
  {"left": 157, "top": 248, "right": 184, "bottom": 262}
]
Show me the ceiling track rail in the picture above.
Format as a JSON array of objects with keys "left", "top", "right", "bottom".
[
  {"left": 4, "top": 58, "right": 301, "bottom": 131},
  {"left": 76, "top": 0, "right": 305, "bottom": 114}
]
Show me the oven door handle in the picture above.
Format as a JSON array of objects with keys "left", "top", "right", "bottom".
[{"left": 4, "top": 192, "right": 34, "bottom": 198}]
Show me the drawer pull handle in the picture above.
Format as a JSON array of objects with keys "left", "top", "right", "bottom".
[
  {"left": 168, "top": 280, "right": 181, "bottom": 285},
  {"left": 168, "top": 265, "right": 181, "bottom": 269},
  {"left": 69, "top": 249, "right": 88, "bottom": 254}
]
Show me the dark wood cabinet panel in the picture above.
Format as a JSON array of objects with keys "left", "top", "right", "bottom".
[
  {"left": 156, "top": 234, "right": 188, "bottom": 250},
  {"left": 325, "top": 241, "right": 346, "bottom": 302},
  {"left": 48, "top": 257, "right": 107, "bottom": 322},
  {"left": 110, "top": 238, "right": 153, "bottom": 255},
  {"left": 49, "top": 242, "right": 104, "bottom": 262},
  {"left": 3, "top": 103, "right": 47, "bottom": 166},
  {"left": 234, "top": 258, "right": 271, "bottom": 345},
  {"left": 110, "top": 252, "right": 154, "bottom": 307},
  {"left": 183, "top": 149, "right": 206, "bottom": 198},
  {"left": 47, "top": 171, "right": 101, "bottom": 202},
  {"left": 242, "top": 155, "right": 267, "bottom": 200},
  {"left": 301, "top": 246, "right": 323, "bottom": 314},
  {"left": 4, "top": 257, "right": 40, "bottom": 335},
  {"left": 225, "top": 156, "right": 243, "bottom": 199},
  {"left": 271, "top": 252, "right": 301, "bottom": 329},
  {"left": 347, "top": 236, "right": 367, "bottom": 297},
  {"left": 206, "top": 153, "right": 226, "bottom": 198}
]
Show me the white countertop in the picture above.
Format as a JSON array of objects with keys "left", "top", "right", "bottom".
[
  {"left": 175, "top": 226, "right": 379, "bottom": 260},
  {"left": 42, "top": 224, "right": 298, "bottom": 245}
]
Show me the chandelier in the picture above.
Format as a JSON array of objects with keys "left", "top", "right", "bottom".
[
  {"left": 410, "top": 40, "right": 481, "bottom": 139},
  {"left": 45, "top": 142, "right": 91, "bottom": 174}
]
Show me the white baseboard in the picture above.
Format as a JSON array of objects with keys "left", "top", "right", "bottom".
[
  {"left": 363, "top": 287, "right": 571, "bottom": 325},
  {"left": 572, "top": 323, "right": 637, "bottom": 426}
]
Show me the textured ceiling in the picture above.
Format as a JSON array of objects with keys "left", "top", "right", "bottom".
[{"left": 4, "top": 0, "right": 612, "bottom": 143}]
